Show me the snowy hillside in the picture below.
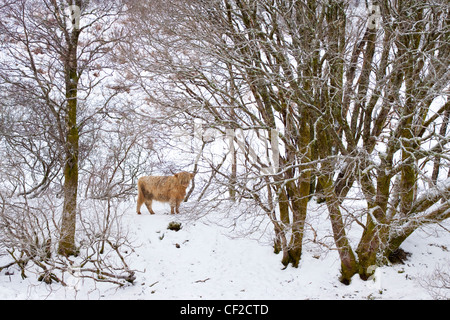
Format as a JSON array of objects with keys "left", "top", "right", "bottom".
[{"left": 1, "top": 199, "right": 448, "bottom": 300}]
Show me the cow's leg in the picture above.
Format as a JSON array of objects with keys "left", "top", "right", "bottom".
[
  {"left": 175, "top": 199, "right": 182, "bottom": 214},
  {"left": 169, "top": 199, "right": 176, "bottom": 215},
  {"left": 145, "top": 200, "right": 155, "bottom": 215},
  {"left": 137, "top": 189, "right": 144, "bottom": 215}
]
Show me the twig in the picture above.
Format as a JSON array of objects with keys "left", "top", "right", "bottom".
[{"left": 194, "top": 277, "right": 211, "bottom": 283}]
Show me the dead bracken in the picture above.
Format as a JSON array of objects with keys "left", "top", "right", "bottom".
[{"left": 167, "top": 221, "right": 182, "bottom": 232}]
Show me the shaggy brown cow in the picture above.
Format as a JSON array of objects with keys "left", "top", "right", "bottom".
[{"left": 136, "top": 172, "right": 194, "bottom": 215}]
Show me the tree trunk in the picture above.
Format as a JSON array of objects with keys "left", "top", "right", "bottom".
[
  {"left": 319, "top": 173, "right": 359, "bottom": 284},
  {"left": 356, "top": 219, "right": 389, "bottom": 280},
  {"left": 316, "top": 114, "right": 359, "bottom": 283},
  {"left": 58, "top": 93, "right": 79, "bottom": 256},
  {"left": 273, "top": 185, "right": 289, "bottom": 255},
  {"left": 431, "top": 109, "right": 450, "bottom": 184},
  {"left": 58, "top": 13, "right": 81, "bottom": 256},
  {"left": 282, "top": 114, "right": 311, "bottom": 268},
  {"left": 356, "top": 169, "right": 390, "bottom": 280},
  {"left": 283, "top": 179, "right": 308, "bottom": 268}
]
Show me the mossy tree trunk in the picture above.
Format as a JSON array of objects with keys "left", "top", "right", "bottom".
[
  {"left": 282, "top": 113, "right": 312, "bottom": 268},
  {"left": 317, "top": 122, "right": 359, "bottom": 283},
  {"left": 58, "top": 4, "right": 81, "bottom": 256}
]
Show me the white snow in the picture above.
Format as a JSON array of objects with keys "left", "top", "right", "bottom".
[{"left": 0, "top": 199, "right": 449, "bottom": 300}]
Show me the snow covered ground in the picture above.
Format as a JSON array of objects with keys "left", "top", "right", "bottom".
[{"left": 0, "top": 199, "right": 449, "bottom": 300}]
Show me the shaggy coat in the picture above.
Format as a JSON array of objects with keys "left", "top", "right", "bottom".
[{"left": 136, "top": 172, "right": 194, "bottom": 215}]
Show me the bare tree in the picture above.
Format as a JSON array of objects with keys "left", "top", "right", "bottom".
[
  {"left": 318, "top": 0, "right": 450, "bottom": 282},
  {"left": 0, "top": 0, "right": 131, "bottom": 255},
  {"left": 0, "top": 0, "right": 145, "bottom": 286}
]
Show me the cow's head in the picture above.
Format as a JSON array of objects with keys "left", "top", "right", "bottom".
[{"left": 174, "top": 172, "right": 194, "bottom": 187}]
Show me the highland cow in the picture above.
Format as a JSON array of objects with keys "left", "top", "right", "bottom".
[{"left": 136, "top": 172, "right": 194, "bottom": 215}]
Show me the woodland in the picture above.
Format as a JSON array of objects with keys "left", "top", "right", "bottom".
[{"left": 0, "top": 0, "right": 448, "bottom": 297}]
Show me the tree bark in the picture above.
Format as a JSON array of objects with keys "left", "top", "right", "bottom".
[
  {"left": 58, "top": 5, "right": 81, "bottom": 256},
  {"left": 319, "top": 171, "right": 359, "bottom": 283},
  {"left": 283, "top": 113, "right": 311, "bottom": 268}
]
